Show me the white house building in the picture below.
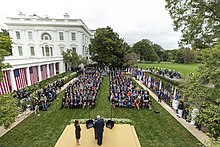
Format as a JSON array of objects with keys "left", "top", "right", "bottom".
[{"left": 0, "top": 12, "right": 93, "bottom": 94}]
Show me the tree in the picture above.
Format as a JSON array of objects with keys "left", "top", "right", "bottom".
[
  {"left": 174, "top": 49, "right": 184, "bottom": 63},
  {"left": 167, "top": 52, "right": 174, "bottom": 62},
  {"left": 153, "top": 43, "right": 164, "bottom": 62},
  {"left": 123, "top": 52, "right": 140, "bottom": 67},
  {"left": 181, "top": 48, "right": 197, "bottom": 63},
  {"left": 132, "top": 39, "right": 160, "bottom": 62},
  {"left": 0, "top": 29, "right": 12, "bottom": 81},
  {"left": 180, "top": 39, "right": 220, "bottom": 138},
  {"left": 62, "top": 48, "right": 80, "bottom": 69},
  {"left": 0, "top": 94, "right": 18, "bottom": 128},
  {"left": 165, "top": 0, "right": 220, "bottom": 48},
  {"left": 89, "top": 27, "right": 126, "bottom": 66}
]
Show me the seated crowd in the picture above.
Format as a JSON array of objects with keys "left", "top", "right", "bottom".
[
  {"left": 109, "top": 69, "right": 152, "bottom": 110},
  {"left": 12, "top": 79, "right": 64, "bottom": 114},
  {"left": 61, "top": 67, "right": 104, "bottom": 109},
  {"left": 146, "top": 67, "right": 181, "bottom": 79},
  {"left": 34, "top": 79, "right": 64, "bottom": 112}
]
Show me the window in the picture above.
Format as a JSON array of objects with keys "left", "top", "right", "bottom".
[
  {"left": 59, "top": 32, "right": 64, "bottom": 40},
  {"left": 60, "top": 47, "right": 64, "bottom": 55},
  {"left": 30, "top": 47, "right": 35, "bottom": 56},
  {"left": 16, "top": 31, "right": 21, "bottom": 39},
  {"left": 42, "top": 47, "right": 45, "bottom": 56},
  {"left": 41, "top": 32, "right": 52, "bottom": 40},
  {"left": 72, "top": 47, "right": 76, "bottom": 52},
  {"left": 85, "top": 47, "right": 88, "bottom": 55},
  {"left": 82, "top": 34, "right": 84, "bottom": 43},
  {"left": 18, "top": 46, "right": 23, "bottom": 56},
  {"left": 28, "top": 31, "right": 33, "bottom": 40},
  {"left": 50, "top": 47, "right": 53, "bottom": 56},
  {"left": 71, "top": 32, "right": 76, "bottom": 41},
  {"left": 44, "top": 36, "right": 49, "bottom": 40},
  {"left": 45, "top": 46, "right": 50, "bottom": 56}
]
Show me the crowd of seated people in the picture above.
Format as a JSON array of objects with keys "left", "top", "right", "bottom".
[
  {"left": 61, "top": 67, "right": 104, "bottom": 109},
  {"left": 12, "top": 79, "right": 64, "bottom": 114},
  {"left": 34, "top": 79, "right": 64, "bottom": 111},
  {"left": 109, "top": 69, "right": 152, "bottom": 110},
  {"left": 146, "top": 67, "right": 181, "bottom": 79},
  {"left": 12, "top": 88, "right": 30, "bottom": 100}
]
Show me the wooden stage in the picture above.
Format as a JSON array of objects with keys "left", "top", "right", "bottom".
[{"left": 55, "top": 124, "right": 141, "bottom": 147}]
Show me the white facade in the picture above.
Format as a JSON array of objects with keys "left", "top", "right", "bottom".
[{"left": 2, "top": 13, "right": 93, "bottom": 92}]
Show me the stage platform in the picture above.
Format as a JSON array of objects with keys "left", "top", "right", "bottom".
[{"left": 55, "top": 124, "right": 141, "bottom": 147}]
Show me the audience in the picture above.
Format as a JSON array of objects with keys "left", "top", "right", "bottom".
[
  {"left": 61, "top": 66, "right": 104, "bottom": 109},
  {"left": 109, "top": 68, "right": 152, "bottom": 110}
]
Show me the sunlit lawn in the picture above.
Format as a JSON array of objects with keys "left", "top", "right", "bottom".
[
  {"left": 0, "top": 76, "right": 200, "bottom": 147},
  {"left": 136, "top": 62, "right": 198, "bottom": 76}
]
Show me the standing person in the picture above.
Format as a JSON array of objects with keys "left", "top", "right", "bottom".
[
  {"left": 74, "top": 120, "right": 81, "bottom": 145},
  {"left": 94, "top": 115, "right": 104, "bottom": 146},
  {"left": 157, "top": 89, "right": 162, "bottom": 103},
  {"left": 177, "top": 101, "right": 184, "bottom": 118},
  {"left": 93, "top": 118, "right": 98, "bottom": 140}
]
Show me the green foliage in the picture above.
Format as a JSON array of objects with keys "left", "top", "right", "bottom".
[
  {"left": 146, "top": 71, "right": 181, "bottom": 86},
  {"left": 89, "top": 27, "right": 127, "bottom": 66},
  {"left": 62, "top": 48, "right": 80, "bottom": 68},
  {"left": 132, "top": 39, "right": 160, "bottom": 62},
  {"left": 0, "top": 94, "right": 18, "bottom": 128},
  {"left": 175, "top": 48, "right": 197, "bottom": 63},
  {"left": 25, "top": 72, "right": 68, "bottom": 95},
  {"left": 180, "top": 39, "right": 220, "bottom": 138},
  {"left": 167, "top": 52, "right": 174, "bottom": 62},
  {"left": 165, "top": 0, "right": 220, "bottom": 48},
  {"left": 0, "top": 29, "right": 12, "bottom": 81},
  {"left": 123, "top": 52, "right": 140, "bottom": 67}
]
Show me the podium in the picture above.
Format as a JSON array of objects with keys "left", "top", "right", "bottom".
[
  {"left": 86, "top": 119, "right": 94, "bottom": 129},
  {"left": 106, "top": 120, "right": 115, "bottom": 129}
]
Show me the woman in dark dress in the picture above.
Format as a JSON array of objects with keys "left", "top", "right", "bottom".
[{"left": 74, "top": 120, "right": 81, "bottom": 145}]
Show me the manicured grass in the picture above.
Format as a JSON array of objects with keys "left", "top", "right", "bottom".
[
  {"left": 136, "top": 62, "right": 198, "bottom": 76},
  {"left": 0, "top": 76, "right": 200, "bottom": 147}
]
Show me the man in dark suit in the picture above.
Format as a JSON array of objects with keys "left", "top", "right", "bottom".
[{"left": 94, "top": 115, "right": 104, "bottom": 146}]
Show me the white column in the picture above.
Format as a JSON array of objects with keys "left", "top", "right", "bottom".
[
  {"left": 25, "top": 67, "right": 31, "bottom": 86},
  {"left": 38, "top": 65, "right": 42, "bottom": 82},
  {"left": 53, "top": 63, "right": 56, "bottom": 76},
  {"left": 174, "top": 88, "right": 177, "bottom": 99},
  {"left": 9, "top": 70, "right": 17, "bottom": 91},
  {"left": 159, "top": 80, "right": 162, "bottom": 90},
  {"left": 47, "top": 64, "right": 50, "bottom": 78},
  {"left": 59, "top": 61, "right": 65, "bottom": 73}
]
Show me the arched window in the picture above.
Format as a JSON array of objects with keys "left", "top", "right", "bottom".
[
  {"left": 45, "top": 45, "right": 50, "bottom": 56},
  {"left": 41, "top": 32, "right": 52, "bottom": 40}
]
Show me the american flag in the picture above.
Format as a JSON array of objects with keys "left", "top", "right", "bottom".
[
  {"left": 30, "top": 66, "right": 39, "bottom": 84},
  {"left": 0, "top": 70, "right": 11, "bottom": 95},
  {"left": 14, "top": 68, "right": 27, "bottom": 90},
  {"left": 49, "top": 63, "right": 54, "bottom": 77},
  {"left": 41, "top": 65, "right": 48, "bottom": 80}
]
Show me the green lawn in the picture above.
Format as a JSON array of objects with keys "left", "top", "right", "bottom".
[
  {"left": 0, "top": 76, "right": 200, "bottom": 147},
  {"left": 136, "top": 62, "right": 198, "bottom": 76}
]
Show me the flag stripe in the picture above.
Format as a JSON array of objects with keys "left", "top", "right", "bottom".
[
  {"left": 0, "top": 71, "right": 11, "bottom": 94},
  {"left": 41, "top": 65, "right": 48, "bottom": 80},
  {"left": 49, "top": 63, "right": 54, "bottom": 77},
  {"left": 30, "top": 66, "right": 39, "bottom": 84},
  {"left": 14, "top": 68, "right": 27, "bottom": 90}
]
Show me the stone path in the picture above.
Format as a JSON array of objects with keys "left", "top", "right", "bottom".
[
  {"left": 133, "top": 77, "right": 211, "bottom": 146},
  {"left": 0, "top": 77, "right": 77, "bottom": 138}
]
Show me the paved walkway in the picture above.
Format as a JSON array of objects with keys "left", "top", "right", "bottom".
[
  {"left": 0, "top": 77, "right": 78, "bottom": 137},
  {"left": 133, "top": 77, "right": 211, "bottom": 146},
  {"left": 55, "top": 124, "right": 141, "bottom": 147}
]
